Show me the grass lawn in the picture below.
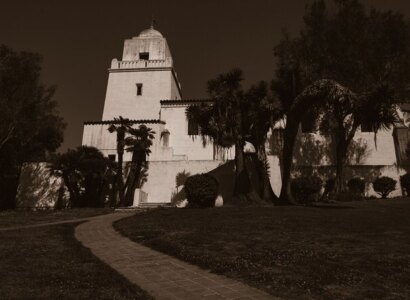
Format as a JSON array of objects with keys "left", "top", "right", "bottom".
[
  {"left": 0, "top": 222, "right": 152, "bottom": 300},
  {"left": 114, "top": 199, "right": 410, "bottom": 299},
  {"left": 0, "top": 208, "right": 114, "bottom": 228}
]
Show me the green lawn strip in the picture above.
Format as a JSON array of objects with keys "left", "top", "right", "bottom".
[
  {"left": 0, "top": 223, "right": 152, "bottom": 300},
  {"left": 114, "top": 199, "right": 410, "bottom": 299},
  {"left": 0, "top": 208, "right": 114, "bottom": 227}
]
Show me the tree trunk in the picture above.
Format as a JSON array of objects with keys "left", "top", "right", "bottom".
[
  {"left": 333, "top": 125, "right": 357, "bottom": 194},
  {"left": 335, "top": 146, "right": 347, "bottom": 194},
  {"left": 233, "top": 140, "right": 251, "bottom": 197},
  {"left": 117, "top": 149, "right": 125, "bottom": 207},
  {"left": 124, "top": 152, "right": 143, "bottom": 206},
  {"left": 256, "top": 145, "right": 279, "bottom": 203},
  {"left": 278, "top": 116, "right": 299, "bottom": 205},
  {"left": 62, "top": 173, "right": 77, "bottom": 207}
]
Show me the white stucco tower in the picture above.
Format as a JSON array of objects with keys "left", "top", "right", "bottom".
[{"left": 102, "top": 25, "right": 182, "bottom": 120}]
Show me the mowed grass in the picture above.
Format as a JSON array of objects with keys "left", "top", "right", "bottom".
[
  {"left": 115, "top": 199, "right": 410, "bottom": 299},
  {"left": 0, "top": 223, "right": 152, "bottom": 300},
  {"left": 0, "top": 208, "right": 113, "bottom": 227}
]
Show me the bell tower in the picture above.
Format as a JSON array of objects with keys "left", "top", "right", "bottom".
[{"left": 102, "top": 25, "right": 182, "bottom": 120}]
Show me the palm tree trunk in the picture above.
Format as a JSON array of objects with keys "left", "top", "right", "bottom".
[{"left": 124, "top": 152, "right": 142, "bottom": 206}]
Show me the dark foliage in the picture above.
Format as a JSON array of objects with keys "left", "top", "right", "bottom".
[
  {"left": 184, "top": 174, "right": 219, "bottom": 208},
  {"left": 49, "top": 146, "right": 111, "bottom": 208},
  {"left": 347, "top": 177, "right": 365, "bottom": 196},
  {"left": 290, "top": 175, "right": 322, "bottom": 204},
  {"left": 373, "top": 176, "right": 397, "bottom": 198},
  {"left": 0, "top": 45, "right": 65, "bottom": 209},
  {"left": 400, "top": 173, "right": 410, "bottom": 196}
]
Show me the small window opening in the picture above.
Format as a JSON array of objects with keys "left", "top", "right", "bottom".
[
  {"left": 108, "top": 154, "right": 116, "bottom": 162},
  {"left": 136, "top": 83, "right": 143, "bottom": 96},
  {"left": 161, "top": 130, "right": 170, "bottom": 147},
  {"left": 139, "top": 52, "right": 149, "bottom": 60},
  {"left": 188, "top": 119, "right": 199, "bottom": 135}
]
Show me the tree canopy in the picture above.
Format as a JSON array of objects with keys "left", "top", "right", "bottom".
[
  {"left": 0, "top": 45, "right": 66, "bottom": 208},
  {"left": 272, "top": 0, "right": 410, "bottom": 201}
]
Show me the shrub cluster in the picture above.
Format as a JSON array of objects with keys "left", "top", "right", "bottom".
[
  {"left": 373, "top": 176, "right": 396, "bottom": 198},
  {"left": 184, "top": 174, "right": 219, "bottom": 208},
  {"left": 400, "top": 173, "right": 410, "bottom": 196},
  {"left": 347, "top": 177, "right": 365, "bottom": 196},
  {"left": 291, "top": 175, "right": 322, "bottom": 204}
]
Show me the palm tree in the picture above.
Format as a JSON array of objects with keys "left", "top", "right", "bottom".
[
  {"left": 77, "top": 146, "right": 110, "bottom": 207},
  {"left": 242, "top": 81, "right": 282, "bottom": 202},
  {"left": 123, "top": 124, "right": 155, "bottom": 206},
  {"left": 107, "top": 116, "right": 133, "bottom": 206},
  {"left": 186, "top": 69, "right": 252, "bottom": 202},
  {"left": 49, "top": 146, "right": 109, "bottom": 207},
  {"left": 187, "top": 69, "right": 280, "bottom": 203},
  {"left": 277, "top": 79, "right": 357, "bottom": 204}
]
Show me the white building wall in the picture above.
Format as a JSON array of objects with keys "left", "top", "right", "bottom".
[
  {"left": 161, "top": 104, "right": 232, "bottom": 161},
  {"left": 82, "top": 122, "right": 184, "bottom": 162},
  {"left": 102, "top": 69, "right": 176, "bottom": 120},
  {"left": 142, "top": 160, "right": 222, "bottom": 203}
]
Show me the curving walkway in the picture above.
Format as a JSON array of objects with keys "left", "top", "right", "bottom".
[{"left": 75, "top": 213, "right": 277, "bottom": 300}]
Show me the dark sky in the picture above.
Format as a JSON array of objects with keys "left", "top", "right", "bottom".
[{"left": 1, "top": 0, "right": 410, "bottom": 151}]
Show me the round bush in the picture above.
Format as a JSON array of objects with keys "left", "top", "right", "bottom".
[
  {"left": 184, "top": 174, "right": 218, "bottom": 208},
  {"left": 373, "top": 176, "right": 396, "bottom": 199},
  {"left": 347, "top": 177, "right": 365, "bottom": 195},
  {"left": 400, "top": 173, "right": 410, "bottom": 196},
  {"left": 291, "top": 175, "right": 323, "bottom": 204}
]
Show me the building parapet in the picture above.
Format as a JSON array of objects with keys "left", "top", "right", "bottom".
[
  {"left": 84, "top": 119, "right": 166, "bottom": 125},
  {"left": 110, "top": 59, "right": 172, "bottom": 70}
]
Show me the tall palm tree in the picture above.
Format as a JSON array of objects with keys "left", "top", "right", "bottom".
[
  {"left": 107, "top": 116, "right": 133, "bottom": 206},
  {"left": 187, "top": 69, "right": 280, "bottom": 203},
  {"left": 123, "top": 124, "right": 155, "bottom": 206},
  {"left": 186, "top": 69, "right": 252, "bottom": 202},
  {"left": 242, "top": 81, "right": 282, "bottom": 202}
]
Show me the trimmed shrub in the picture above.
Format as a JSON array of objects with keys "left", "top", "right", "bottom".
[
  {"left": 373, "top": 176, "right": 396, "bottom": 198},
  {"left": 347, "top": 177, "right": 365, "bottom": 196},
  {"left": 184, "top": 174, "right": 219, "bottom": 208},
  {"left": 400, "top": 173, "right": 410, "bottom": 196},
  {"left": 291, "top": 175, "right": 322, "bottom": 204}
]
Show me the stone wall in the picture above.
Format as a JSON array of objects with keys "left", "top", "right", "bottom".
[{"left": 16, "top": 163, "right": 69, "bottom": 209}]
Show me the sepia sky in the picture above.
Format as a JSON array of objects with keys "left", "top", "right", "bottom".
[{"left": 1, "top": 0, "right": 410, "bottom": 151}]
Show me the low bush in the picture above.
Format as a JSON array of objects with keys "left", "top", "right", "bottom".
[
  {"left": 400, "top": 173, "right": 410, "bottom": 196},
  {"left": 184, "top": 174, "right": 219, "bottom": 208},
  {"left": 373, "top": 176, "right": 396, "bottom": 199},
  {"left": 291, "top": 175, "right": 322, "bottom": 204},
  {"left": 347, "top": 177, "right": 365, "bottom": 196}
]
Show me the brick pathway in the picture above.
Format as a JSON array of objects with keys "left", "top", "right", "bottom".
[{"left": 75, "top": 213, "right": 277, "bottom": 300}]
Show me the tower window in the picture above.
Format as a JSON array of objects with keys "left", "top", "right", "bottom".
[
  {"left": 139, "top": 52, "right": 149, "bottom": 60},
  {"left": 136, "top": 83, "right": 143, "bottom": 96},
  {"left": 188, "top": 119, "right": 199, "bottom": 135}
]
